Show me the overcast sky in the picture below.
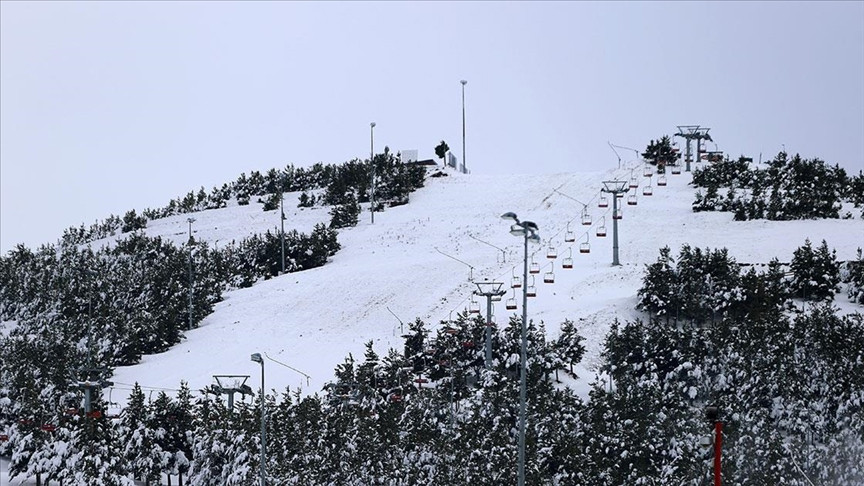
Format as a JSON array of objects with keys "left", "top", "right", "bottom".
[{"left": 2, "top": 1, "right": 862, "bottom": 253}]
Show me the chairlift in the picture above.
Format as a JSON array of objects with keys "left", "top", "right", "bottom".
[
  {"left": 564, "top": 222, "right": 576, "bottom": 242},
  {"left": 657, "top": 175, "right": 667, "bottom": 187},
  {"left": 544, "top": 270, "right": 555, "bottom": 284},
  {"left": 627, "top": 194, "right": 638, "bottom": 206},
  {"left": 643, "top": 183, "right": 653, "bottom": 196},
  {"left": 505, "top": 289, "right": 518, "bottom": 310},
  {"left": 580, "top": 234, "right": 591, "bottom": 254},
  {"left": 596, "top": 217, "right": 607, "bottom": 238},
  {"left": 527, "top": 276, "right": 537, "bottom": 298},
  {"left": 529, "top": 257, "right": 540, "bottom": 274},
  {"left": 598, "top": 195, "right": 609, "bottom": 208},
  {"left": 511, "top": 267, "right": 522, "bottom": 288},
  {"left": 546, "top": 245, "right": 557, "bottom": 259},
  {"left": 613, "top": 208, "right": 623, "bottom": 220}
]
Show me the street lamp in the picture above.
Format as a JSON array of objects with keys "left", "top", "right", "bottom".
[
  {"left": 461, "top": 79, "right": 467, "bottom": 173},
  {"left": 474, "top": 280, "right": 506, "bottom": 369},
  {"left": 501, "top": 211, "right": 540, "bottom": 486},
  {"left": 250, "top": 353, "right": 266, "bottom": 486},
  {"left": 601, "top": 181, "right": 629, "bottom": 266},
  {"left": 370, "top": 122, "right": 376, "bottom": 224}
]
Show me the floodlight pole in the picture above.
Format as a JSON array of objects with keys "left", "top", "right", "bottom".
[
  {"left": 474, "top": 281, "right": 506, "bottom": 369},
  {"left": 461, "top": 79, "right": 467, "bottom": 173},
  {"left": 370, "top": 122, "right": 376, "bottom": 224},
  {"left": 602, "top": 181, "right": 629, "bottom": 266},
  {"left": 251, "top": 353, "right": 266, "bottom": 486},
  {"left": 187, "top": 217, "right": 195, "bottom": 330},
  {"left": 501, "top": 212, "right": 539, "bottom": 486}
]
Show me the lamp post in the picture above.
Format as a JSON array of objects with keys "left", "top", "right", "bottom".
[
  {"left": 474, "top": 280, "right": 506, "bottom": 369},
  {"left": 250, "top": 353, "right": 266, "bottom": 486},
  {"left": 601, "top": 181, "right": 628, "bottom": 266},
  {"left": 461, "top": 79, "right": 467, "bottom": 173},
  {"left": 370, "top": 122, "right": 376, "bottom": 224},
  {"left": 187, "top": 217, "right": 196, "bottom": 330},
  {"left": 501, "top": 212, "right": 540, "bottom": 486}
]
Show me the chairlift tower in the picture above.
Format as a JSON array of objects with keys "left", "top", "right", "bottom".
[
  {"left": 675, "top": 125, "right": 712, "bottom": 172},
  {"left": 474, "top": 281, "right": 507, "bottom": 369},
  {"left": 601, "top": 180, "right": 629, "bottom": 266},
  {"left": 212, "top": 375, "right": 252, "bottom": 412}
]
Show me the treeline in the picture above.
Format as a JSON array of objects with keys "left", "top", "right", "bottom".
[
  {"left": 692, "top": 151, "right": 864, "bottom": 220},
  {"left": 4, "top": 245, "right": 863, "bottom": 485},
  {"left": 57, "top": 149, "right": 426, "bottom": 246}
]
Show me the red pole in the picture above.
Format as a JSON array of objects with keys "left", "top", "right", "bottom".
[{"left": 714, "top": 421, "right": 723, "bottom": 486}]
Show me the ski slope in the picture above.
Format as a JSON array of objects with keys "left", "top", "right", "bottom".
[{"left": 104, "top": 160, "right": 864, "bottom": 407}]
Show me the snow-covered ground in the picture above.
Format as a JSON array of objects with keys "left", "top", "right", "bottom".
[{"left": 98, "top": 160, "right": 864, "bottom": 409}]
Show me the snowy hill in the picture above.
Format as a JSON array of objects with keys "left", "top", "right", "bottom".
[{"left": 106, "top": 159, "right": 864, "bottom": 405}]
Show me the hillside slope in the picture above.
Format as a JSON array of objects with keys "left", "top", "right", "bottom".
[{"left": 109, "top": 160, "right": 864, "bottom": 403}]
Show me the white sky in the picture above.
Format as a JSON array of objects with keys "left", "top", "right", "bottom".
[{"left": 2, "top": 1, "right": 863, "bottom": 253}]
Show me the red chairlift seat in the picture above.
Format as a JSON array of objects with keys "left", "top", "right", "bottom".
[
  {"left": 657, "top": 176, "right": 667, "bottom": 187},
  {"left": 562, "top": 257, "right": 573, "bottom": 269},
  {"left": 627, "top": 195, "right": 638, "bottom": 206},
  {"left": 529, "top": 262, "right": 540, "bottom": 274},
  {"left": 546, "top": 246, "right": 557, "bottom": 259},
  {"left": 543, "top": 271, "right": 555, "bottom": 284}
]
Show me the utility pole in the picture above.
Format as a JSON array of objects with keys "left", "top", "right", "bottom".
[
  {"left": 370, "top": 122, "right": 376, "bottom": 224},
  {"left": 602, "top": 180, "right": 629, "bottom": 266},
  {"left": 187, "top": 217, "right": 196, "bottom": 330},
  {"left": 461, "top": 79, "right": 468, "bottom": 173},
  {"left": 474, "top": 281, "right": 506, "bottom": 369}
]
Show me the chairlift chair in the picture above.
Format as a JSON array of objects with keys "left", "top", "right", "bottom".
[
  {"left": 627, "top": 194, "right": 638, "bottom": 206},
  {"left": 546, "top": 246, "right": 557, "bottom": 259},
  {"left": 527, "top": 276, "right": 537, "bottom": 298},
  {"left": 598, "top": 195, "right": 609, "bottom": 208},
  {"left": 657, "top": 175, "right": 668, "bottom": 187},
  {"left": 596, "top": 217, "right": 607, "bottom": 238},
  {"left": 580, "top": 234, "right": 591, "bottom": 254},
  {"left": 564, "top": 223, "right": 576, "bottom": 243},
  {"left": 505, "top": 290, "right": 518, "bottom": 310}
]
